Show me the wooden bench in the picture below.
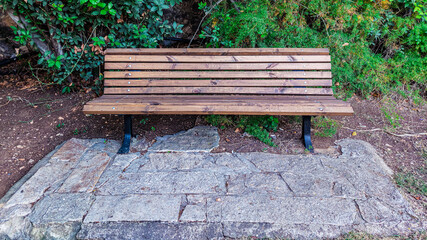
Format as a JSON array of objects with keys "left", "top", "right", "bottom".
[{"left": 83, "top": 48, "right": 354, "bottom": 154}]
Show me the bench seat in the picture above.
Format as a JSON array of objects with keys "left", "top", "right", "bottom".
[
  {"left": 83, "top": 48, "right": 354, "bottom": 153},
  {"left": 83, "top": 95, "right": 353, "bottom": 116}
]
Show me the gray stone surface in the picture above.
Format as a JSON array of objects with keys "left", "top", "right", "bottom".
[
  {"left": 180, "top": 204, "right": 206, "bottom": 222},
  {"left": 0, "top": 128, "right": 423, "bottom": 239},
  {"left": 84, "top": 194, "right": 182, "bottom": 223},
  {"left": 29, "top": 193, "right": 93, "bottom": 224},
  {"left": 77, "top": 222, "right": 223, "bottom": 240},
  {"left": 149, "top": 126, "right": 220, "bottom": 152}
]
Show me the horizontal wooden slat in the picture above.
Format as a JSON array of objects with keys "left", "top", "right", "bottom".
[
  {"left": 104, "top": 79, "right": 332, "bottom": 87},
  {"left": 91, "top": 94, "right": 340, "bottom": 100},
  {"left": 105, "top": 55, "right": 331, "bottom": 63},
  {"left": 87, "top": 97, "right": 350, "bottom": 107},
  {"left": 105, "top": 48, "right": 330, "bottom": 56},
  {"left": 90, "top": 95, "right": 342, "bottom": 102},
  {"left": 104, "top": 71, "right": 332, "bottom": 79},
  {"left": 83, "top": 104, "right": 353, "bottom": 116},
  {"left": 83, "top": 94, "right": 354, "bottom": 115},
  {"left": 103, "top": 87, "right": 333, "bottom": 95},
  {"left": 105, "top": 62, "right": 331, "bottom": 70}
]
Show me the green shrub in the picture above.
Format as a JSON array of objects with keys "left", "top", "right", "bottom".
[
  {"left": 1, "top": 0, "right": 183, "bottom": 92},
  {"left": 200, "top": 0, "right": 427, "bottom": 101}
]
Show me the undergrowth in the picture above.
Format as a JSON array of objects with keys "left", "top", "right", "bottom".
[
  {"left": 312, "top": 116, "right": 340, "bottom": 137},
  {"left": 205, "top": 115, "right": 278, "bottom": 146},
  {"left": 199, "top": 0, "right": 427, "bottom": 103}
]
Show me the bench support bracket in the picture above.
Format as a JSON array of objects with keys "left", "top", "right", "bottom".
[
  {"left": 302, "top": 116, "right": 314, "bottom": 153},
  {"left": 117, "top": 115, "right": 132, "bottom": 154}
]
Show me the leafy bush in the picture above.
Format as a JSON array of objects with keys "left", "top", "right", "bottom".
[
  {"left": 200, "top": 0, "right": 427, "bottom": 101},
  {"left": 1, "top": 0, "right": 183, "bottom": 92}
]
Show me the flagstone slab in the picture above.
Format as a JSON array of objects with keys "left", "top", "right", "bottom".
[
  {"left": 149, "top": 126, "right": 220, "bottom": 152},
  {"left": 84, "top": 194, "right": 182, "bottom": 223}
]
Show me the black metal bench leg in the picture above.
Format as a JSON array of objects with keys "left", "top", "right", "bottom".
[
  {"left": 117, "top": 115, "right": 132, "bottom": 154},
  {"left": 302, "top": 116, "right": 314, "bottom": 153}
]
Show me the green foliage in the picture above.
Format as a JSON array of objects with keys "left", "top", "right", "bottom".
[
  {"left": 139, "top": 117, "right": 148, "bottom": 125},
  {"left": 1, "top": 0, "right": 183, "bottom": 90},
  {"left": 205, "top": 115, "right": 234, "bottom": 130},
  {"left": 380, "top": 98, "right": 403, "bottom": 128},
  {"left": 205, "top": 115, "right": 278, "bottom": 146},
  {"left": 312, "top": 117, "right": 339, "bottom": 137},
  {"left": 202, "top": 0, "right": 427, "bottom": 101},
  {"left": 395, "top": 171, "right": 427, "bottom": 197},
  {"left": 238, "top": 116, "right": 279, "bottom": 147}
]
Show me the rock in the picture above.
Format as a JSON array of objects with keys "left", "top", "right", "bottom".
[
  {"left": 30, "top": 222, "right": 81, "bottom": 240},
  {"left": 84, "top": 195, "right": 182, "bottom": 223},
  {"left": 29, "top": 193, "right": 93, "bottom": 225},
  {"left": 130, "top": 136, "right": 150, "bottom": 152},
  {"left": 77, "top": 222, "right": 223, "bottom": 240},
  {"left": 149, "top": 126, "right": 219, "bottom": 152},
  {"left": 95, "top": 171, "right": 225, "bottom": 195},
  {"left": 180, "top": 204, "right": 206, "bottom": 222},
  {"left": 207, "top": 195, "right": 357, "bottom": 225}
]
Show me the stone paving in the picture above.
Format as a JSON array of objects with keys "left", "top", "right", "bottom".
[{"left": 0, "top": 126, "right": 424, "bottom": 239}]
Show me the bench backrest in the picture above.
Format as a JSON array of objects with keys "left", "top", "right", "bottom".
[{"left": 103, "top": 48, "right": 332, "bottom": 96}]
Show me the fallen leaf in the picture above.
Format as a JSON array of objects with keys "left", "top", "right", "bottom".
[
  {"left": 342, "top": 43, "right": 349, "bottom": 47},
  {"left": 352, "top": 131, "right": 357, "bottom": 136}
]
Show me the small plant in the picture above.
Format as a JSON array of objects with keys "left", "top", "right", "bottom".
[
  {"left": 238, "top": 116, "right": 278, "bottom": 147},
  {"left": 245, "top": 124, "right": 276, "bottom": 147},
  {"left": 139, "top": 117, "right": 148, "bottom": 125},
  {"left": 313, "top": 117, "right": 339, "bottom": 138},
  {"left": 206, "top": 115, "right": 278, "bottom": 146},
  {"left": 151, "top": 126, "right": 156, "bottom": 131},
  {"left": 381, "top": 99, "right": 402, "bottom": 128},
  {"left": 56, "top": 123, "right": 64, "bottom": 129},
  {"left": 73, "top": 128, "right": 79, "bottom": 135},
  {"left": 205, "top": 115, "right": 234, "bottom": 130}
]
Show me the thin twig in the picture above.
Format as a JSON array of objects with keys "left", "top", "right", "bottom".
[
  {"left": 229, "top": 0, "right": 240, "bottom": 12},
  {"left": 187, "top": 0, "right": 224, "bottom": 48},
  {"left": 385, "top": 131, "right": 427, "bottom": 138},
  {"left": 341, "top": 126, "right": 427, "bottom": 137},
  {"left": 341, "top": 127, "right": 383, "bottom": 132},
  {"left": 0, "top": 100, "right": 11, "bottom": 108}
]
